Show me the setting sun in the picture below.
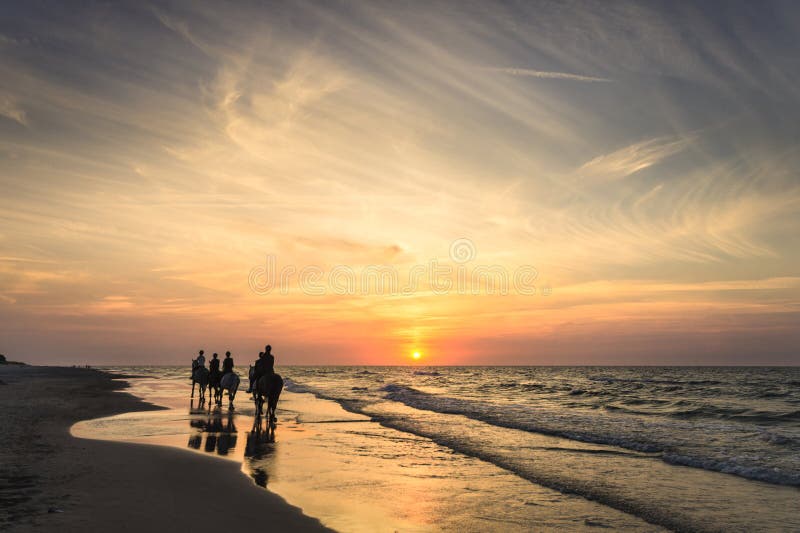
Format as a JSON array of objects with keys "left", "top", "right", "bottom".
[{"left": 412, "top": 351, "right": 421, "bottom": 361}]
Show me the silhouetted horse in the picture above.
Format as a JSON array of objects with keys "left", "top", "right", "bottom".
[
  {"left": 209, "top": 369, "right": 222, "bottom": 405},
  {"left": 247, "top": 365, "right": 256, "bottom": 398},
  {"left": 191, "top": 364, "right": 209, "bottom": 401},
  {"left": 217, "top": 372, "right": 240, "bottom": 408},
  {"left": 253, "top": 372, "right": 283, "bottom": 425}
]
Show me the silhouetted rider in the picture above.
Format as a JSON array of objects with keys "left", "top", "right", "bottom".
[
  {"left": 222, "top": 351, "right": 234, "bottom": 375},
  {"left": 249, "top": 345, "right": 275, "bottom": 392},
  {"left": 262, "top": 345, "right": 275, "bottom": 375},
  {"left": 192, "top": 349, "right": 205, "bottom": 379}
]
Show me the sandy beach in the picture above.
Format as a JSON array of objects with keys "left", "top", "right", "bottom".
[{"left": 0, "top": 365, "right": 329, "bottom": 532}]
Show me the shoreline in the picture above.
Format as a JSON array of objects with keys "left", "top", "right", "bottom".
[{"left": 0, "top": 365, "right": 330, "bottom": 532}]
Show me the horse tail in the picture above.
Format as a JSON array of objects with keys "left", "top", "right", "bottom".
[{"left": 269, "top": 374, "right": 284, "bottom": 403}]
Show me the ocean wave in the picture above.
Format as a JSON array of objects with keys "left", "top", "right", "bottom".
[
  {"left": 756, "top": 390, "right": 790, "bottom": 398},
  {"left": 590, "top": 377, "right": 722, "bottom": 386},
  {"left": 284, "top": 378, "right": 315, "bottom": 395},
  {"left": 375, "top": 383, "right": 800, "bottom": 486},
  {"left": 380, "top": 384, "right": 664, "bottom": 453},
  {"left": 670, "top": 406, "right": 800, "bottom": 423},
  {"left": 662, "top": 453, "right": 800, "bottom": 486},
  {"left": 365, "top": 415, "right": 693, "bottom": 532},
  {"left": 759, "top": 431, "right": 798, "bottom": 447},
  {"left": 286, "top": 370, "right": 800, "bottom": 489}
]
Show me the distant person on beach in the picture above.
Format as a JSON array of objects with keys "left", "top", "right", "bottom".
[{"left": 222, "top": 351, "right": 234, "bottom": 375}]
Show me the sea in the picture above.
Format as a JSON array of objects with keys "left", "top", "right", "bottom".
[{"left": 73, "top": 366, "right": 800, "bottom": 532}]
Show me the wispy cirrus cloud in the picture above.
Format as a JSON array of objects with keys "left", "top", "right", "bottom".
[
  {"left": 484, "top": 67, "right": 612, "bottom": 83},
  {"left": 575, "top": 135, "right": 692, "bottom": 183},
  {"left": 0, "top": 95, "right": 28, "bottom": 126}
]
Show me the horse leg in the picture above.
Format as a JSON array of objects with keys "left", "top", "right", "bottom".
[
  {"left": 191, "top": 380, "right": 195, "bottom": 398},
  {"left": 256, "top": 396, "right": 264, "bottom": 417}
]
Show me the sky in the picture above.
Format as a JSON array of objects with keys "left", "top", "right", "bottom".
[{"left": 1, "top": 0, "right": 799, "bottom": 366}]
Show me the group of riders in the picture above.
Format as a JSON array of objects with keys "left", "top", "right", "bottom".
[
  {"left": 192, "top": 345, "right": 275, "bottom": 394},
  {"left": 191, "top": 345, "right": 282, "bottom": 421}
]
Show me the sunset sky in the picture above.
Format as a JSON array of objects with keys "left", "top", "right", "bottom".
[{"left": 1, "top": 1, "right": 799, "bottom": 365}]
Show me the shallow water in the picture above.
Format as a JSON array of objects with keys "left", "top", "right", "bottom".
[{"left": 73, "top": 366, "right": 800, "bottom": 532}]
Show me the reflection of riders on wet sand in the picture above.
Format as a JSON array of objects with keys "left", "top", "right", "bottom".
[
  {"left": 244, "top": 415, "right": 278, "bottom": 487},
  {"left": 187, "top": 403, "right": 238, "bottom": 455}
]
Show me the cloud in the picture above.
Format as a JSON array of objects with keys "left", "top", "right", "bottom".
[
  {"left": 0, "top": 95, "right": 28, "bottom": 126},
  {"left": 575, "top": 135, "right": 692, "bottom": 183},
  {"left": 485, "top": 67, "right": 612, "bottom": 83},
  {"left": 150, "top": 8, "right": 211, "bottom": 55}
]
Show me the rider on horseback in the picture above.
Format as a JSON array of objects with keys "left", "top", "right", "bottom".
[
  {"left": 247, "top": 345, "right": 274, "bottom": 393},
  {"left": 222, "top": 351, "right": 234, "bottom": 375},
  {"left": 262, "top": 345, "right": 275, "bottom": 376},
  {"left": 209, "top": 352, "right": 220, "bottom": 376},
  {"left": 191, "top": 350, "right": 209, "bottom": 401},
  {"left": 191, "top": 350, "right": 205, "bottom": 379}
]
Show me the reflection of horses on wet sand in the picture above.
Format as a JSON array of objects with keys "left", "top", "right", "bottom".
[
  {"left": 244, "top": 415, "right": 277, "bottom": 487},
  {"left": 191, "top": 363, "right": 209, "bottom": 401},
  {"left": 187, "top": 404, "right": 238, "bottom": 455}
]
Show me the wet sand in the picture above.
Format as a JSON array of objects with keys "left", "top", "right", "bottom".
[{"left": 0, "top": 366, "right": 329, "bottom": 532}]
